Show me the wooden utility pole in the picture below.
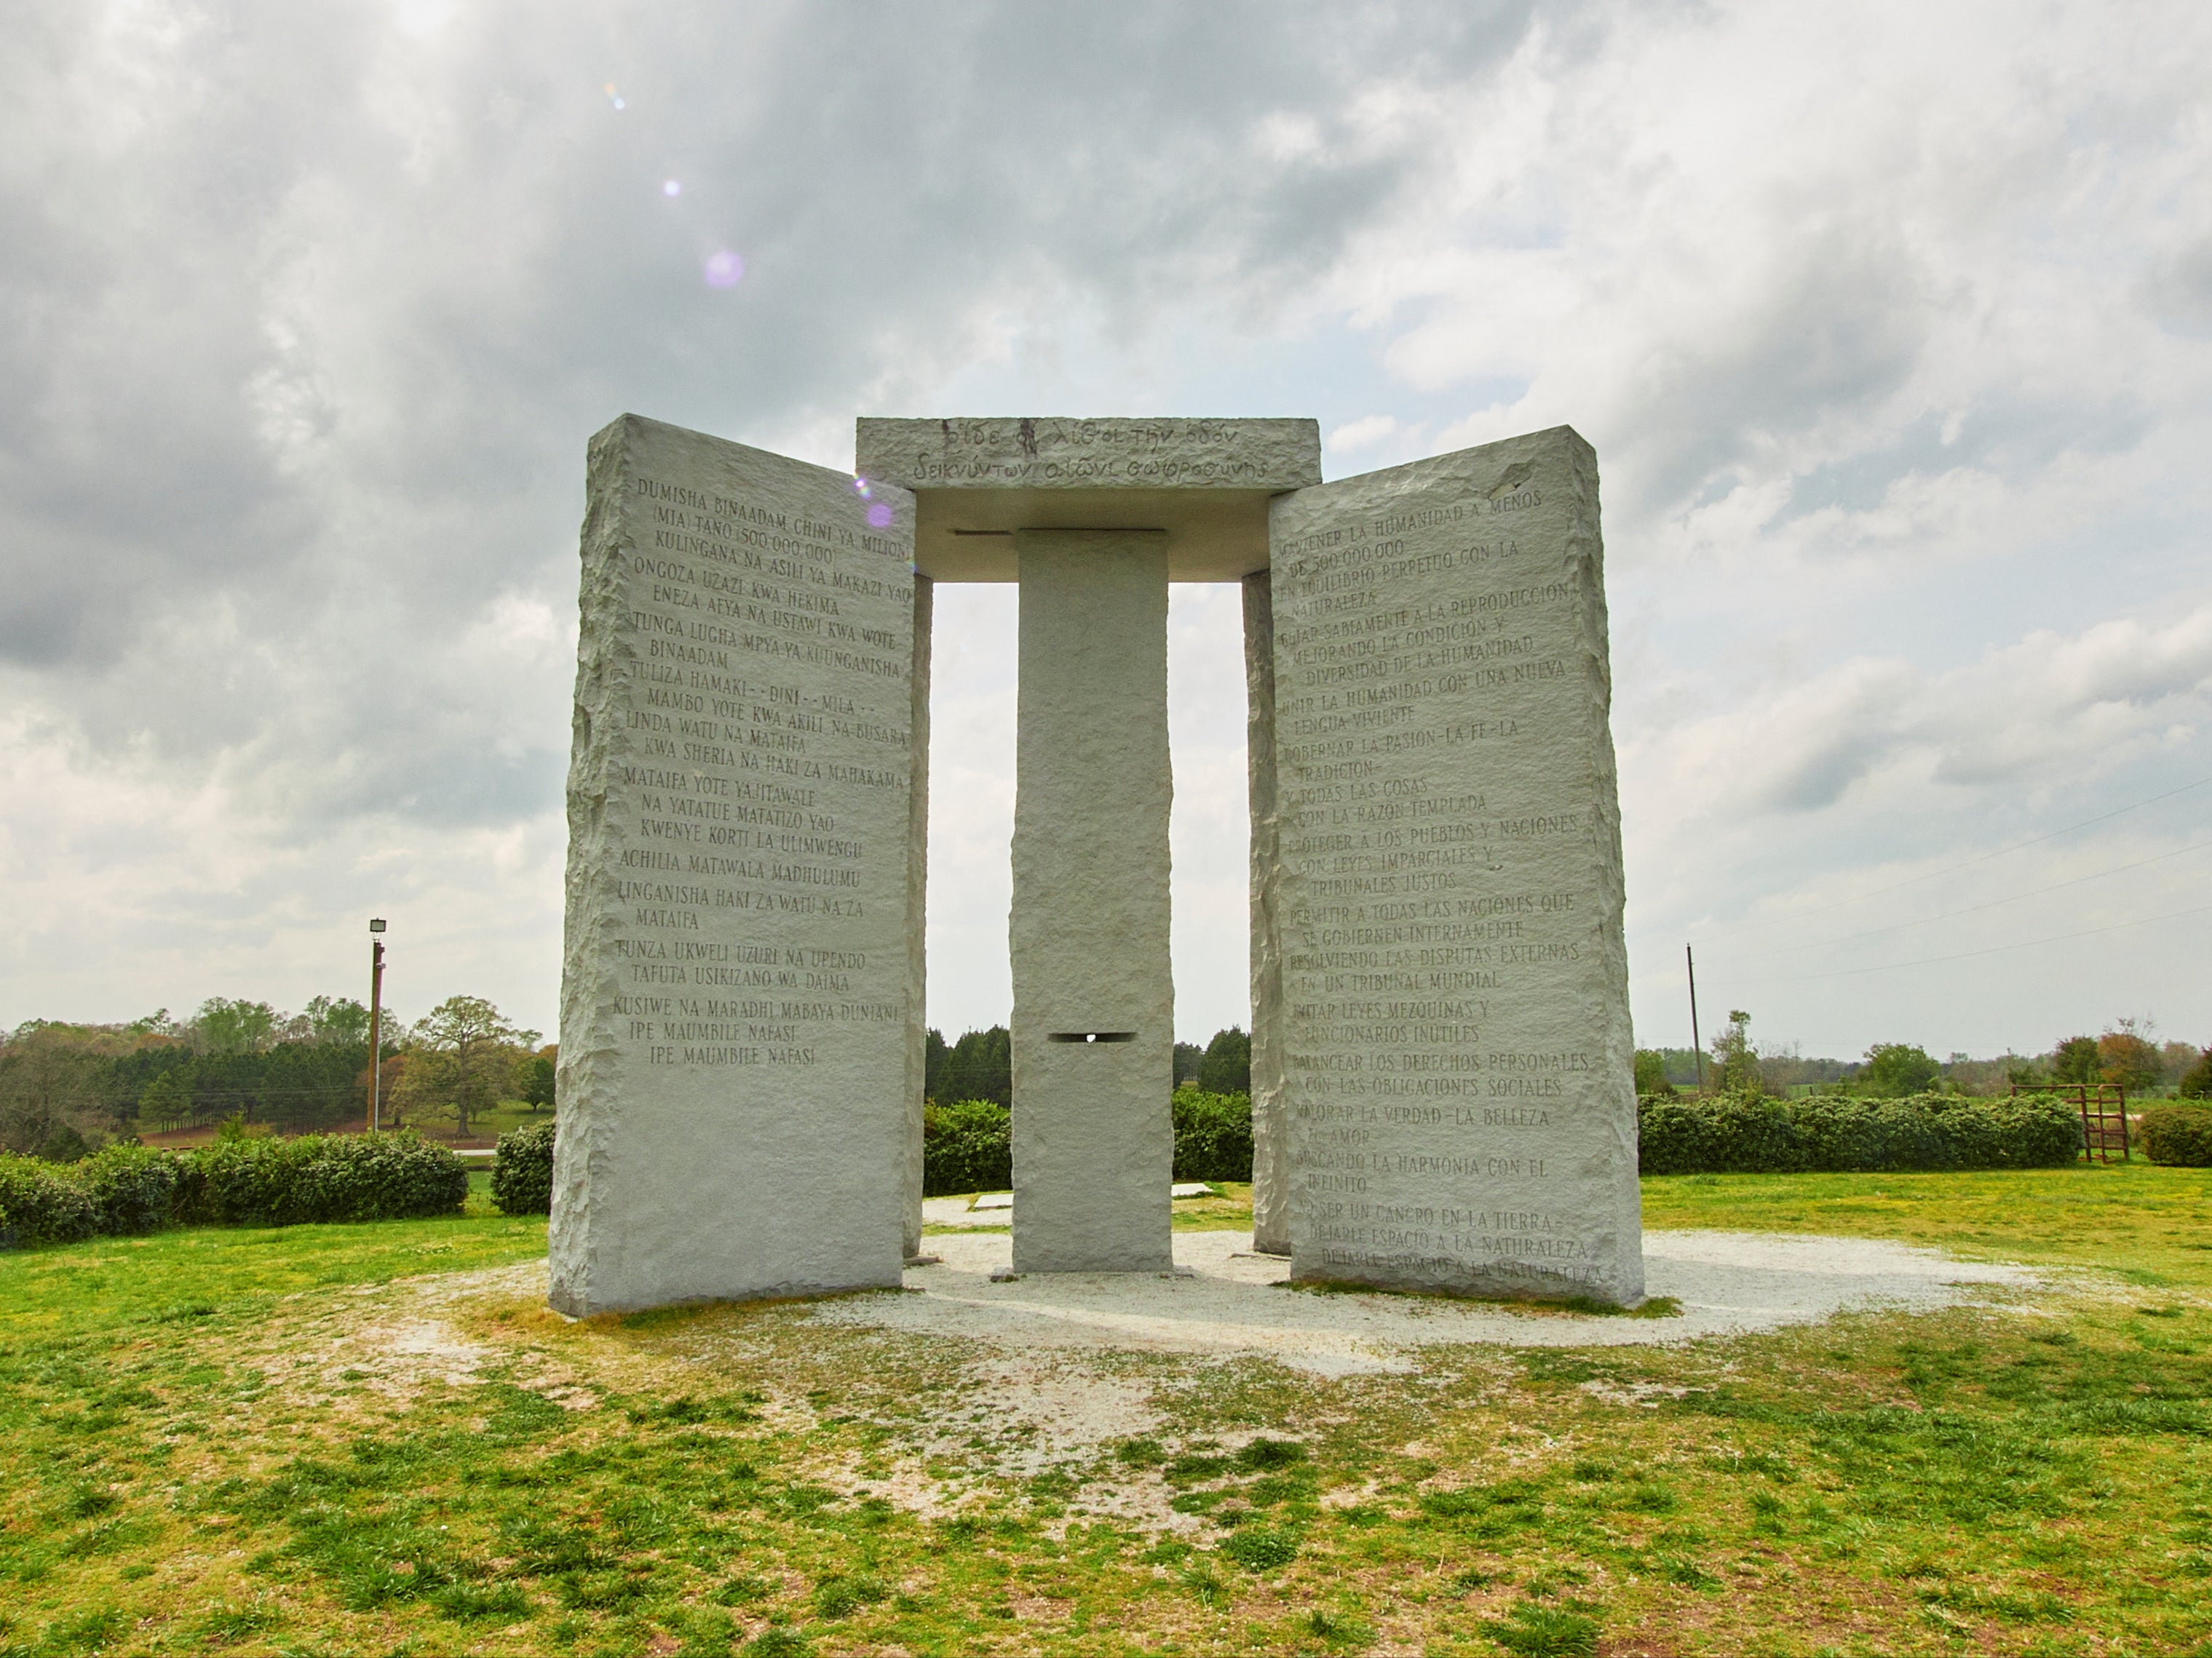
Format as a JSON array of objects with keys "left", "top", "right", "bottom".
[
  {"left": 1686, "top": 944, "right": 1705, "bottom": 1094},
  {"left": 369, "top": 919, "right": 387, "bottom": 1132}
]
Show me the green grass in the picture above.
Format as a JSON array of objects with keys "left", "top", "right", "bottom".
[
  {"left": 1643, "top": 1159, "right": 2212, "bottom": 1287},
  {"left": 1, "top": 1169, "right": 2209, "bottom": 1657}
]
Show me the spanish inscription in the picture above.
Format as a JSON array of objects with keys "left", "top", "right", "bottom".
[{"left": 1267, "top": 427, "right": 1643, "bottom": 1304}]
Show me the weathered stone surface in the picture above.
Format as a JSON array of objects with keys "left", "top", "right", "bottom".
[
  {"left": 902, "top": 576, "right": 934, "bottom": 1261},
  {"left": 1244, "top": 571, "right": 1291, "bottom": 1256},
  {"left": 856, "top": 418, "right": 1320, "bottom": 583},
  {"left": 1267, "top": 426, "right": 1644, "bottom": 1306},
  {"left": 550, "top": 414, "right": 918, "bottom": 1315},
  {"left": 1009, "top": 529, "right": 1176, "bottom": 1274}
]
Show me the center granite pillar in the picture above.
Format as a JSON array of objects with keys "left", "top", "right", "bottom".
[{"left": 1010, "top": 529, "right": 1176, "bottom": 1274}]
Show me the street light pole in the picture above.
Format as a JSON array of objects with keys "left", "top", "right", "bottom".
[{"left": 368, "top": 919, "right": 387, "bottom": 1132}]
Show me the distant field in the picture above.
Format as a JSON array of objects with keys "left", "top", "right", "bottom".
[{"left": 1, "top": 1167, "right": 2208, "bottom": 1657}]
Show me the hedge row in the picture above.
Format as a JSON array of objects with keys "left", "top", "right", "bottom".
[
  {"left": 0, "top": 1132, "right": 469, "bottom": 1248},
  {"left": 911, "top": 1090, "right": 1259, "bottom": 1197},
  {"left": 1636, "top": 1090, "right": 2082, "bottom": 1175},
  {"left": 1173, "top": 1090, "right": 1256, "bottom": 1183},
  {"left": 921, "top": 1098, "right": 1012, "bottom": 1197},
  {"left": 2138, "top": 1106, "right": 2212, "bottom": 1167}
]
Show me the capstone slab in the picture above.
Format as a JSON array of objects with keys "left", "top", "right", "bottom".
[
  {"left": 856, "top": 417, "right": 1320, "bottom": 583},
  {"left": 1267, "top": 425, "right": 1644, "bottom": 1305},
  {"left": 550, "top": 413, "right": 919, "bottom": 1315}
]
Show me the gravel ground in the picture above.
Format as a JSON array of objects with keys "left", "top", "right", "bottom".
[{"left": 817, "top": 1227, "right": 2045, "bottom": 1376}]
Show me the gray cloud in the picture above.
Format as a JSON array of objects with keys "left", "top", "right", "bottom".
[{"left": 4, "top": 0, "right": 2210, "bottom": 1055}]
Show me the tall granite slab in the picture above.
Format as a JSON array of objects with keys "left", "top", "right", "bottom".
[
  {"left": 551, "top": 414, "right": 919, "bottom": 1315},
  {"left": 1267, "top": 426, "right": 1643, "bottom": 1305},
  {"left": 1009, "top": 528, "right": 1176, "bottom": 1274}
]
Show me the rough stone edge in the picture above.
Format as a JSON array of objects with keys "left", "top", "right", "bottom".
[
  {"left": 856, "top": 416, "right": 1322, "bottom": 493},
  {"left": 1244, "top": 571, "right": 1291, "bottom": 1255},
  {"left": 903, "top": 577, "right": 934, "bottom": 1259},
  {"left": 548, "top": 413, "right": 636, "bottom": 1319},
  {"left": 1561, "top": 427, "right": 1646, "bottom": 1308}
]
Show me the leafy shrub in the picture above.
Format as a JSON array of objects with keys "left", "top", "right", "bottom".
[
  {"left": 922, "top": 1089, "right": 1256, "bottom": 1194},
  {"left": 0, "top": 1152, "right": 100, "bottom": 1245},
  {"left": 1173, "top": 1090, "right": 1253, "bottom": 1182},
  {"left": 1860, "top": 1042, "right": 1941, "bottom": 1097},
  {"left": 76, "top": 1143, "right": 185, "bottom": 1234},
  {"left": 492, "top": 1119, "right": 557, "bottom": 1215},
  {"left": 1637, "top": 1092, "right": 2080, "bottom": 1175},
  {"left": 1196, "top": 1027, "right": 1251, "bottom": 1095},
  {"left": 0, "top": 1131, "right": 464, "bottom": 1249},
  {"left": 2138, "top": 1106, "right": 2212, "bottom": 1167},
  {"left": 922, "top": 1098, "right": 1011, "bottom": 1197},
  {"left": 2177, "top": 1048, "right": 2212, "bottom": 1100},
  {"left": 181, "top": 1132, "right": 467, "bottom": 1226}
]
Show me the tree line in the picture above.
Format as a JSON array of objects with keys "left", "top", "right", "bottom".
[
  {"left": 925, "top": 1024, "right": 1253, "bottom": 1103},
  {"left": 0, "top": 994, "right": 555, "bottom": 1162},
  {"left": 1636, "top": 1011, "right": 2211, "bottom": 1100}
]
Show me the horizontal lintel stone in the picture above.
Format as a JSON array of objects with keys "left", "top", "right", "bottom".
[{"left": 856, "top": 417, "right": 1321, "bottom": 582}]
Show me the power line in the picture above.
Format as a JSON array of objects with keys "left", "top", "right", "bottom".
[
  {"left": 1702, "top": 900, "right": 2212, "bottom": 986},
  {"left": 1690, "top": 771, "right": 2212, "bottom": 943}
]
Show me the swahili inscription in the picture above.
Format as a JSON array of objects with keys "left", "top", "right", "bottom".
[{"left": 550, "top": 414, "right": 917, "bottom": 1314}]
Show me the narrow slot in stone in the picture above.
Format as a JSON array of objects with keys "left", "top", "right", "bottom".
[{"left": 1046, "top": 1031, "right": 1137, "bottom": 1044}]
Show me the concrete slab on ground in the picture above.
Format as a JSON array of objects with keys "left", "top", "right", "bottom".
[{"left": 808, "top": 1228, "right": 2043, "bottom": 1376}]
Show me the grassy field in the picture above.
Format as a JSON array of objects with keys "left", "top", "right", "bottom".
[{"left": 2, "top": 1165, "right": 2208, "bottom": 1658}]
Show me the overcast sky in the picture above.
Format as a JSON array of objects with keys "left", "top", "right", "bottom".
[{"left": 4, "top": 1, "right": 2208, "bottom": 1060}]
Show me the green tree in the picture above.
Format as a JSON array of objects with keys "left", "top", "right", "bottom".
[
  {"left": 1198, "top": 1027, "right": 1251, "bottom": 1095},
  {"left": 1173, "top": 1041, "right": 1205, "bottom": 1087},
  {"left": 194, "top": 998, "right": 280, "bottom": 1056},
  {"left": 37, "top": 1123, "right": 90, "bottom": 1163},
  {"left": 1633, "top": 1050, "right": 1675, "bottom": 1097},
  {"left": 395, "top": 996, "right": 539, "bottom": 1139},
  {"left": 2052, "top": 1036, "right": 2101, "bottom": 1084},
  {"left": 515, "top": 1047, "right": 557, "bottom": 1111},
  {"left": 1860, "top": 1042, "right": 1941, "bottom": 1098},
  {"left": 1710, "top": 1010, "right": 1762, "bottom": 1095},
  {"left": 2179, "top": 1049, "right": 2212, "bottom": 1100},
  {"left": 2098, "top": 1023, "right": 2164, "bottom": 1094},
  {"left": 937, "top": 1026, "right": 1012, "bottom": 1107},
  {"left": 0, "top": 1031, "right": 111, "bottom": 1155},
  {"left": 138, "top": 1070, "right": 192, "bottom": 1133},
  {"left": 304, "top": 995, "right": 374, "bottom": 1046}
]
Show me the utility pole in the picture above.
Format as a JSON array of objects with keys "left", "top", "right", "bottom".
[
  {"left": 1686, "top": 944, "right": 1705, "bottom": 1094},
  {"left": 368, "top": 918, "right": 387, "bottom": 1132}
]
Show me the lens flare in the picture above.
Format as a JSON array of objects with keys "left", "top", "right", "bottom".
[
  {"left": 851, "top": 476, "right": 873, "bottom": 499},
  {"left": 703, "top": 250, "right": 745, "bottom": 288},
  {"left": 867, "top": 504, "right": 893, "bottom": 529},
  {"left": 603, "top": 82, "right": 625, "bottom": 111},
  {"left": 662, "top": 179, "right": 681, "bottom": 197}
]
